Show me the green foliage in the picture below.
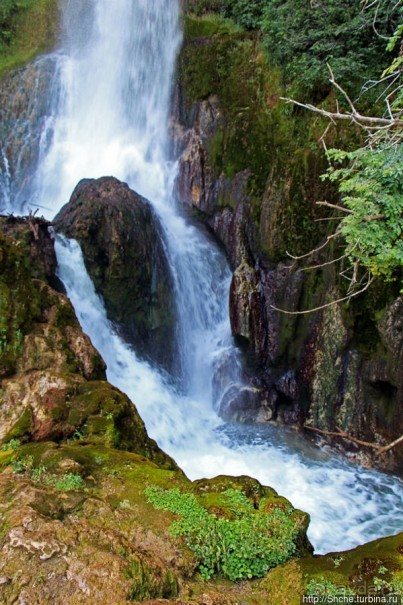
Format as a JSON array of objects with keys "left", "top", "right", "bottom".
[
  {"left": 51, "top": 472, "right": 84, "bottom": 491},
  {"left": 0, "top": 0, "right": 33, "bottom": 49},
  {"left": 0, "top": 0, "right": 58, "bottom": 79},
  {"left": 306, "top": 576, "right": 355, "bottom": 597},
  {"left": 11, "top": 454, "right": 33, "bottom": 473},
  {"left": 0, "top": 0, "right": 19, "bottom": 46},
  {"left": 188, "top": 0, "right": 400, "bottom": 99},
  {"left": 1, "top": 438, "right": 20, "bottom": 452},
  {"left": 223, "top": 0, "right": 264, "bottom": 30},
  {"left": 260, "top": 0, "right": 399, "bottom": 99},
  {"left": 324, "top": 145, "right": 403, "bottom": 281},
  {"left": 11, "top": 456, "right": 84, "bottom": 491},
  {"left": 145, "top": 486, "right": 298, "bottom": 581}
]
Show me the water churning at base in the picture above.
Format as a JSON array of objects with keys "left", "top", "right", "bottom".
[{"left": 1, "top": 0, "right": 402, "bottom": 553}]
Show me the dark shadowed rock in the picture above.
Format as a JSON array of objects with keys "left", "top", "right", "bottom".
[
  {"left": 54, "top": 177, "right": 176, "bottom": 372},
  {"left": 0, "top": 215, "right": 59, "bottom": 287}
]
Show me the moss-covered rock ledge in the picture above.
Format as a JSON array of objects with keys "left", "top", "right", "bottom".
[{"left": 0, "top": 216, "right": 401, "bottom": 603}]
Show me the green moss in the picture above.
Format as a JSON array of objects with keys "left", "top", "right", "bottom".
[
  {"left": 4, "top": 407, "right": 33, "bottom": 441},
  {"left": 179, "top": 18, "right": 334, "bottom": 259},
  {"left": 183, "top": 13, "right": 242, "bottom": 39},
  {"left": 260, "top": 533, "right": 403, "bottom": 604},
  {"left": 0, "top": 0, "right": 59, "bottom": 79},
  {"left": 0, "top": 233, "right": 44, "bottom": 376}
]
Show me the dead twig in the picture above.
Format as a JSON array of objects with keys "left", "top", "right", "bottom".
[
  {"left": 304, "top": 425, "right": 403, "bottom": 455},
  {"left": 270, "top": 275, "right": 374, "bottom": 315},
  {"left": 375, "top": 434, "right": 403, "bottom": 457},
  {"left": 316, "top": 200, "right": 352, "bottom": 214},
  {"left": 286, "top": 232, "right": 340, "bottom": 261}
]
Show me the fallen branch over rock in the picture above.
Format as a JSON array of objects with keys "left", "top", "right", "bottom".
[{"left": 304, "top": 425, "right": 403, "bottom": 457}]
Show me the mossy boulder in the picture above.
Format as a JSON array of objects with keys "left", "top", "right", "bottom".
[
  {"left": 0, "top": 441, "right": 401, "bottom": 603},
  {"left": 260, "top": 533, "right": 403, "bottom": 605},
  {"left": 0, "top": 441, "right": 313, "bottom": 603},
  {"left": 54, "top": 177, "right": 177, "bottom": 373}
]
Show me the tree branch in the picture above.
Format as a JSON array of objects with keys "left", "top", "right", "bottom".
[
  {"left": 375, "top": 434, "right": 403, "bottom": 457},
  {"left": 286, "top": 232, "right": 340, "bottom": 261},
  {"left": 304, "top": 425, "right": 403, "bottom": 456},
  {"left": 280, "top": 97, "right": 403, "bottom": 128},
  {"left": 316, "top": 200, "right": 352, "bottom": 213},
  {"left": 270, "top": 276, "right": 374, "bottom": 315}
]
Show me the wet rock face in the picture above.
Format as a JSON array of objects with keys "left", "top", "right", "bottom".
[
  {"left": 177, "top": 96, "right": 224, "bottom": 214},
  {"left": 174, "top": 24, "right": 403, "bottom": 472},
  {"left": 0, "top": 56, "right": 57, "bottom": 213},
  {"left": 229, "top": 261, "right": 267, "bottom": 364},
  {"left": 54, "top": 177, "right": 176, "bottom": 372}
]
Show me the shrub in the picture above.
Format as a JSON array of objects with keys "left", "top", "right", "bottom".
[
  {"left": 1, "top": 438, "right": 20, "bottom": 452},
  {"left": 145, "top": 486, "right": 298, "bottom": 581}
]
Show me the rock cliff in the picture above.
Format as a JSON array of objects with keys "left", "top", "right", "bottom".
[{"left": 174, "top": 13, "right": 403, "bottom": 473}]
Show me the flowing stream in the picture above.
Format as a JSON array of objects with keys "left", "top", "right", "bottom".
[{"left": 1, "top": 0, "right": 402, "bottom": 554}]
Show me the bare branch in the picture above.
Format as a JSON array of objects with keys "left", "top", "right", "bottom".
[
  {"left": 304, "top": 425, "right": 382, "bottom": 450},
  {"left": 316, "top": 200, "right": 352, "bottom": 213},
  {"left": 305, "top": 425, "right": 403, "bottom": 455},
  {"left": 298, "top": 250, "right": 352, "bottom": 272},
  {"left": 286, "top": 232, "right": 340, "bottom": 261},
  {"left": 327, "top": 63, "right": 357, "bottom": 115},
  {"left": 270, "top": 276, "right": 374, "bottom": 315},
  {"left": 280, "top": 97, "right": 403, "bottom": 127},
  {"left": 314, "top": 216, "right": 345, "bottom": 222},
  {"left": 375, "top": 434, "right": 403, "bottom": 456}
]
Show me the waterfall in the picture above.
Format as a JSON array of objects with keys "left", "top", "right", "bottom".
[{"left": 1, "top": 0, "right": 402, "bottom": 554}]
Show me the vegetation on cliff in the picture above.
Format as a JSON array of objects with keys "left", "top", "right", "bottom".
[
  {"left": 0, "top": 0, "right": 58, "bottom": 77},
  {"left": 185, "top": 0, "right": 400, "bottom": 98},
  {"left": 0, "top": 216, "right": 316, "bottom": 602}
]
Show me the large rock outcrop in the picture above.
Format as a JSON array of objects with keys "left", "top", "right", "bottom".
[
  {"left": 0, "top": 216, "right": 171, "bottom": 465},
  {"left": 174, "top": 13, "right": 403, "bottom": 472},
  {"left": 54, "top": 177, "right": 177, "bottom": 373}
]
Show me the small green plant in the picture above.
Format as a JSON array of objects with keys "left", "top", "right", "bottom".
[
  {"left": 11, "top": 455, "right": 33, "bottom": 473},
  {"left": 10, "top": 456, "right": 84, "bottom": 492},
  {"left": 306, "top": 576, "right": 355, "bottom": 597},
  {"left": 31, "top": 465, "right": 47, "bottom": 482},
  {"left": 72, "top": 428, "right": 84, "bottom": 441},
  {"left": 50, "top": 472, "right": 84, "bottom": 491},
  {"left": 145, "top": 486, "right": 298, "bottom": 581},
  {"left": 1, "top": 438, "right": 20, "bottom": 452},
  {"left": 333, "top": 555, "right": 344, "bottom": 568}
]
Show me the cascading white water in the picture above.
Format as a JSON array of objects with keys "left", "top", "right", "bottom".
[{"left": 1, "top": 0, "right": 402, "bottom": 554}]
